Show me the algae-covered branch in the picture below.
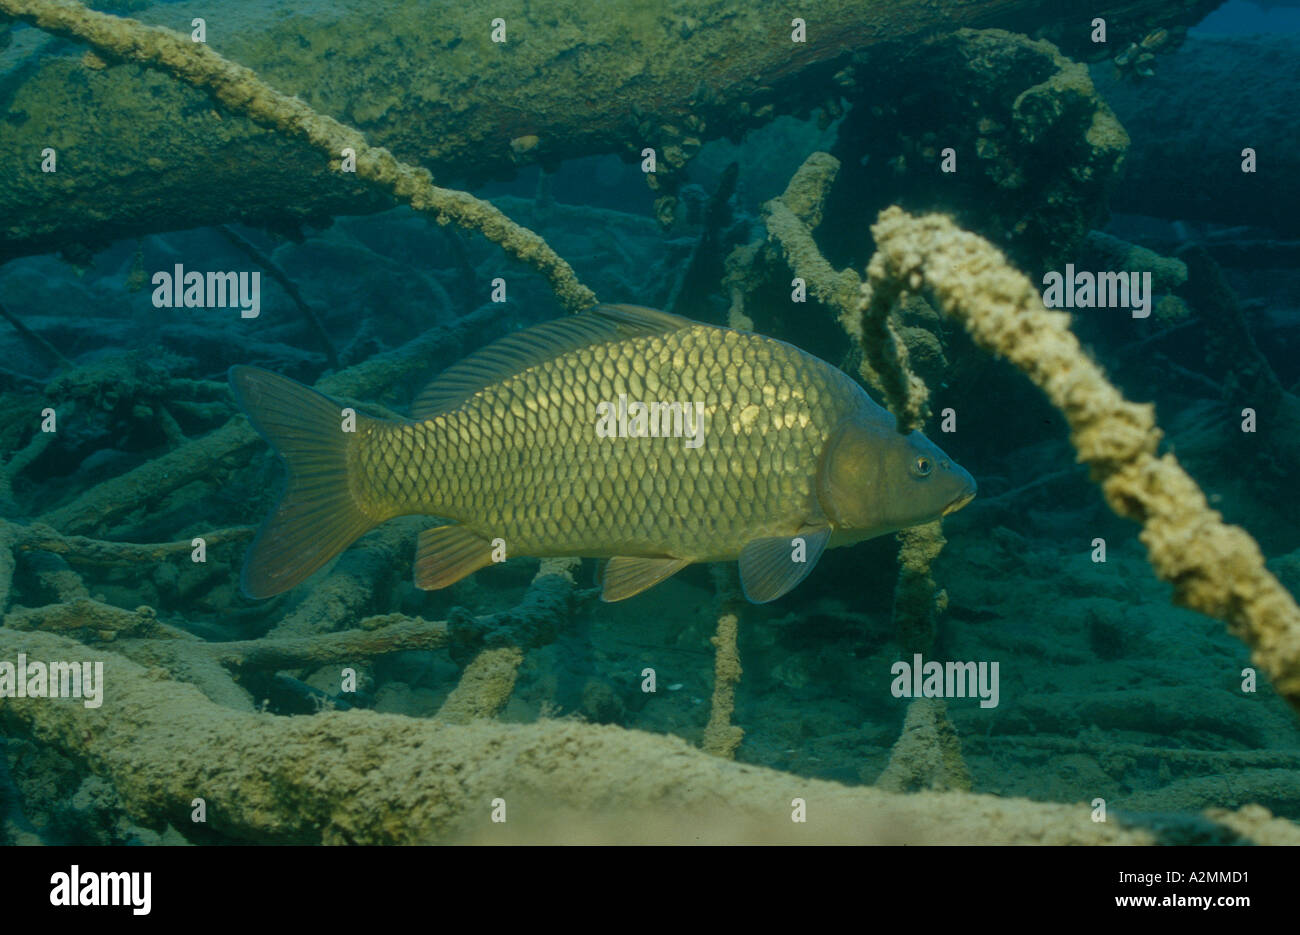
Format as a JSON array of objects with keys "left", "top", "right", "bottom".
[{"left": 0, "top": 0, "right": 1217, "bottom": 259}]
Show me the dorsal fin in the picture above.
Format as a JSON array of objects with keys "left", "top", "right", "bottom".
[{"left": 411, "top": 304, "right": 694, "bottom": 420}]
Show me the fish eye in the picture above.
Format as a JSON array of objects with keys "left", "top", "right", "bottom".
[{"left": 912, "top": 455, "right": 933, "bottom": 477}]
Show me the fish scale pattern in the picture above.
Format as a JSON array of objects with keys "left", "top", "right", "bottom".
[{"left": 357, "top": 323, "right": 870, "bottom": 561}]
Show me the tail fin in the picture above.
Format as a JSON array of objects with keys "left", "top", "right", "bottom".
[{"left": 228, "top": 365, "right": 376, "bottom": 598}]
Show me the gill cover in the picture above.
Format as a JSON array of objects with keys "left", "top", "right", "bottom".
[{"left": 818, "top": 419, "right": 887, "bottom": 532}]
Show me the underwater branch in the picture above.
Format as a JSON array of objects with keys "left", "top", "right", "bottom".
[
  {"left": 0, "top": 0, "right": 1222, "bottom": 261},
  {"left": 862, "top": 207, "right": 1300, "bottom": 716},
  {"left": 0, "top": 0, "right": 597, "bottom": 312},
  {"left": 4, "top": 624, "right": 1297, "bottom": 844}
]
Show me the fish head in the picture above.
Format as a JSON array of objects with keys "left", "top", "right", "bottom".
[{"left": 818, "top": 418, "right": 976, "bottom": 538}]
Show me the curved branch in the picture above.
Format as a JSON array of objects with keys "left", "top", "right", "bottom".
[
  {"left": 0, "top": 0, "right": 597, "bottom": 312},
  {"left": 2, "top": 626, "right": 1294, "bottom": 844},
  {"left": 863, "top": 207, "right": 1300, "bottom": 715}
]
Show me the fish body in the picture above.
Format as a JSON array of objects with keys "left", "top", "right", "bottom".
[{"left": 230, "top": 305, "right": 975, "bottom": 603}]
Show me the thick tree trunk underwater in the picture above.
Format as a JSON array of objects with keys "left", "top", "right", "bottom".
[
  {"left": 2, "top": 626, "right": 1297, "bottom": 844},
  {"left": 0, "top": 0, "right": 1220, "bottom": 259}
]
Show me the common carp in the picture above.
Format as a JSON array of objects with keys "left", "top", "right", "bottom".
[{"left": 229, "top": 304, "right": 975, "bottom": 603}]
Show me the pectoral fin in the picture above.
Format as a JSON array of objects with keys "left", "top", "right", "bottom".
[
  {"left": 601, "top": 556, "right": 691, "bottom": 602},
  {"left": 738, "top": 526, "right": 831, "bottom": 603},
  {"left": 414, "top": 525, "right": 495, "bottom": 590}
]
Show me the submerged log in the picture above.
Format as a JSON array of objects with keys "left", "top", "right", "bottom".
[
  {"left": 0, "top": 0, "right": 1219, "bottom": 259},
  {"left": 3, "top": 626, "right": 1297, "bottom": 844}
]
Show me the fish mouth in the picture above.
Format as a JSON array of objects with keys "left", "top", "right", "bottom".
[{"left": 942, "top": 488, "right": 976, "bottom": 516}]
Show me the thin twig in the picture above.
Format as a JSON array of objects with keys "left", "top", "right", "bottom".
[
  {"left": 0, "top": 301, "right": 71, "bottom": 370},
  {"left": 216, "top": 225, "right": 340, "bottom": 369}
]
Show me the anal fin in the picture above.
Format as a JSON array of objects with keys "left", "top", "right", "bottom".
[
  {"left": 738, "top": 526, "right": 831, "bottom": 603},
  {"left": 414, "top": 525, "right": 495, "bottom": 590},
  {"left": 601, "top": 556, "right": 690, "bottom": 602}
]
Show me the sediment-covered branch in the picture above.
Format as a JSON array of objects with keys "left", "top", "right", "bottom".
[
  {"left": 862, "top": 207, "right": 1300, "bottom": 715},
  {"left": 433, "top": 647, "right": 524, "bottom": 724},
  {"left": 762, "top": 153, "right": 863, "bottom": 321},
  {"left": 209, "top": 615, "right": 451, "bottom": 669},
  {"left": 876, "top": 698, "right": 971, "bottom": 793},
  {"left": 0, "top": 0, "right": 1217, "bottom": 260},
  {"left": 701, "top": 612, "right": 743, "bottom": 758},
  {"left": 1, "top": 626, "right": 1294, "bottom": 844},
  {"left": 0, "top": 0, "right": 596, "bottom": 311},
  {"left": 11, "top": 523, "right": 253, "bottom": 567}
]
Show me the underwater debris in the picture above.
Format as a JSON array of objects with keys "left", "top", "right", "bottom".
[
  {"left": 434, "top": 559, "right": 577, "bottom": 723},
  {"left": 12, "top": 522, "right": 252, "bottom": 568},
  {"left": 701, "top": 612, "right": 743, "bottom": 759},
  {"left": 2, "top": 349, "right": 228, "bottom": 496},
  {"left": 0, "top": 0, "right": 597, "bottom": 312},
  {"left": 215, "top": 226, "right": 339, "bottom": 370},
  {"left": 4, "top": 596, "right": 180, "bottom": 641},
  {"left": 1083, "top": 231, "right": 1187, "bottom": 295},
  {"left": 3, "top": 624, "right": 1297, "bottom": 844},
  {"left": 0, "top": 302, "right": 71, "bottom": 372},
  {"left": 0, "top": 413, "right": 62, "bottom": 517},
  {"left": 700, "top": 564, "right": 745, "bottom": 758},
  {"left": 854, "top": 249, "right": 932, "bottom": 434},
  {"left": 892, "top": 522, "right": 949, "bottom": 656},
  {"left": 758, "top": 150, "right": 934, "bottom": 419},
  {"left": 875, "top": 698, "right": 972, "bottom": 793},
  {"left": 829, "top": 29, "right": 1130, "bottom": 273},
  {"left": 0, "top": 538, "right": 576, "bottom": 718},
  {"left": 212, "top": 615, "right": 451, "bottom": 670},
  {"left": 227, "top": 554, "right": 572, "bottom": 669},
  {"left": 862, "top": 206, "right": 1300, "bottom": 716},
  {"left": 761, "top": 153, "right": 864, "bottom": 338},
  {"left": 434, "top": 647, "right": 524, "bottom": 724},
  {"left": 0, "top": 1, "right": 1215, "bottom": 261}
]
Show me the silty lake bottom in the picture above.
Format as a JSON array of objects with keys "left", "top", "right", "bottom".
[{"left": 0, "top": 0, "right": 1298, "bottom": 845}]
